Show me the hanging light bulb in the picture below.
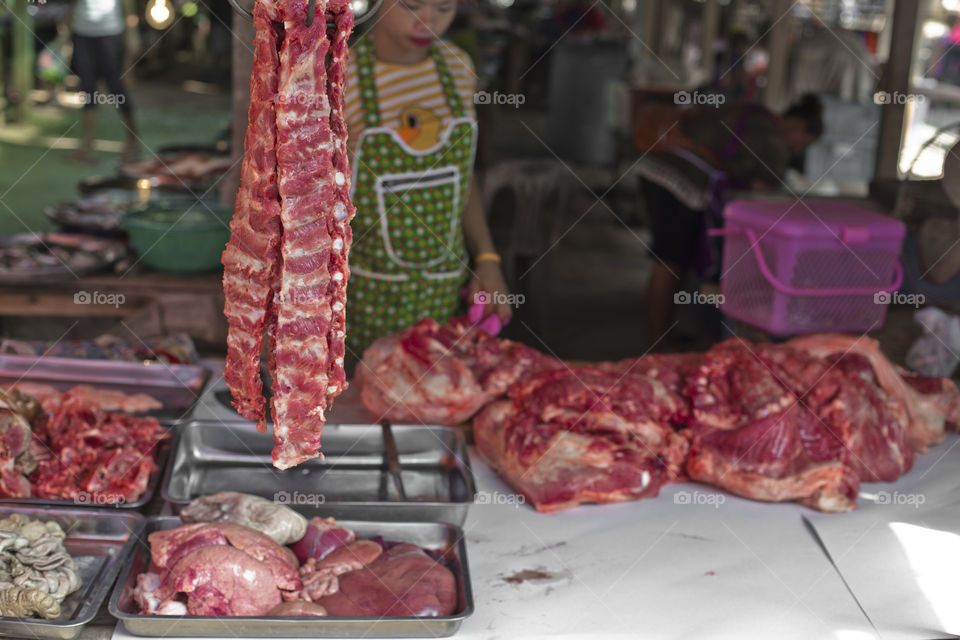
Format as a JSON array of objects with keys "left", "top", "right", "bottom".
[{"left": 146, "top": 0, "right": 175, "bottom": 29}]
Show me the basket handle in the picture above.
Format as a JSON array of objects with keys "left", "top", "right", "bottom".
[{"left": 709, "top": 228, "right": 904, "bottom": 296}]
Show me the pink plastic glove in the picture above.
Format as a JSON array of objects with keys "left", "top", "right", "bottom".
[{"left": 464, "top": 292, "right": 507, "bottom": 336}]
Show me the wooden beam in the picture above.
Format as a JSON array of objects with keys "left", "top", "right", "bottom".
[
  {"left": 873, "top": 0, "right": 920, "bottom": 181},
  {"left": 0, "top": 292, "right": 150, "bottom": 317},
  {"left": 220, "top": 9, "right": 256, "bottom": 207},
  {"left": 701, "top": 0, "right": 720, "bottom": 83},
  {"left": 763, "top": 0, "right": 792, "bottom": 113},
  {"left": 10, "top": 0, "right": 33, "bottom": 123},
  {"left": 643, "top": 0, "right": 661, "bottom": 58}
]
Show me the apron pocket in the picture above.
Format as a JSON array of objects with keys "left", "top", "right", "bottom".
[{"left": 375, "top": 167, "right": 461, "bottom": 268}]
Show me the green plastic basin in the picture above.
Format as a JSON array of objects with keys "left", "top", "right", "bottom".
[{"left": 123, "top": 204, "right": 232, "bottom": 274}]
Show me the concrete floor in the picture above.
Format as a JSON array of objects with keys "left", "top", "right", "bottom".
[{"left": 0, "top": 82, "right": 230, "bottom": 235}]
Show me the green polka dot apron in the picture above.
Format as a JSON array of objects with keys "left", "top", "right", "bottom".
[{"left": 347, "top": 39, "right": 477, "bottom": 356}]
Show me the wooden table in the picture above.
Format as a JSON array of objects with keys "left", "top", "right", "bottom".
[{"left": 0, "top": 270, "right": 227, "bottom": 348}]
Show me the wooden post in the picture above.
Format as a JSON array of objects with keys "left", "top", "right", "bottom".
[
  {"left": 763, "top": 0, "right": 791, "bottom": 114},
  {"left": 873, "top": 0, "right": 920, "bottom": 181},
  {"left": 10, "top": 0, "right": 34, "bottom": 123},
  {"left": 220, "top": 9, "right": 256, "bottom": 207},
  {"left": 643, "top": 0, "right": 661, "bottom": 58},
  {"left": 701, "top": 0, "right": 719, "bottom": 83}
]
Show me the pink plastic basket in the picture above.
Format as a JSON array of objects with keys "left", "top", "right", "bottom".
[{"left": 713, "top": 199, "right": 906, "bottom": 336}]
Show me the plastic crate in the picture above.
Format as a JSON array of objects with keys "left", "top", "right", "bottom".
[{"left": 714, "top": 199, "right": 905, "bottom": 336}]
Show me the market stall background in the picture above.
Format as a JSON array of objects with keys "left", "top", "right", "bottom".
[{"left": 2, "top": 0, "right": 960, "bottom": 637}]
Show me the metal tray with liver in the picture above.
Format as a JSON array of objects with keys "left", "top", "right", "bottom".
[
  {"left": 0, "top": 505, "right": 144, "bottom": 640},
  {"left": 161, "top": 420, "right": 476, "bottom": 525},
  {"left": 110, "top": 516, "right": 474, "bottom": 638}
]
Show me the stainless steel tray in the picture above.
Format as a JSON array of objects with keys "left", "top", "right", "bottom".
[
  {"left": 0, "top": 505, "right": 144, "bottom": 640},
  {"left": 110, "top": 516, "right": 474, "bottom": 637},
  {"left": 0, "top": 424, "right": 173, "bottom": 510},
  {"left": 161, "top": 420, "right": 476, "bottom": 526},
  {"left": 0, "top": 233, "right": 126, "bottom": 284},
  {"left": 0, "top": 354, "right": 210, "bottom": 420}
]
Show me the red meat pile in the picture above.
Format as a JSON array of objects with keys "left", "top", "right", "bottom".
[
  {"left": 358, "top": 317, "right": 562, "bottom": 425},
  {"left": 0, "top": 389, "right": 169, "bottom": 504},
  {"left": 28, "top": 395, "right": 169, "bottom": 503},
  {"left": 359, "top": 319, "right": 960, "bottom": 513},
  {"left": 474, "top": 367, "right": 690, "bottom": 513}
]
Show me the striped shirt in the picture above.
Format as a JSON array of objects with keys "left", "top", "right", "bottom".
[{"left": 344, "top": 40, "right": 477, "bottom": 156}]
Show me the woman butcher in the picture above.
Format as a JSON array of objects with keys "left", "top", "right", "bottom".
[{"left": 343, "top": 0, "right": 510, "bottom": 357}]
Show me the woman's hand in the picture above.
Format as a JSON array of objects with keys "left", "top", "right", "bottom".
[
  {"left": 468, "top": 261, "right": 513, "bottom": 322},
  {"left": 462, "top": 176, "right": 511, "bottom": 323}
]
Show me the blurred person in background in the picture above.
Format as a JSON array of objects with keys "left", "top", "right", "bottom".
[
  {"left": 635, "top": 94, "right": 824, "bottom": 345},
  {"left": 65, "top": 0, "right": 140, "bottom": 163}
]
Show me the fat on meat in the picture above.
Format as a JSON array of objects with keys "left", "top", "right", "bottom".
[
  {"left": 786, "top": 334, "right": 960, "bottom": 451},
  {"left": 358, "top": 317, "right": 562, "bottom": 425},
  {"left": 684, "top": 339, "right": 916, "bottom": 511},
  {"left": 473, "top": 367, "right": 690, "bottom": 513},
  {"left": 179, "top": 491, "right": 307, "bottom": 545}
]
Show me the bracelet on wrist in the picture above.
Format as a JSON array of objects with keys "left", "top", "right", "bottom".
[{"left": 474, "top": 252, "right": 501, "bottom": 265}]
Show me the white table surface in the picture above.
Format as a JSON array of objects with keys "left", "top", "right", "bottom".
[{"left": 113, "top": 361, "right": 960, "bottom": 640}]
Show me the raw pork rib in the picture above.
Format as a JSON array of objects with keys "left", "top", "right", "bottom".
[
  {"left": 222, "top": 0, "right": 355, "bottom": 468},
  {"left": 474, "top": 367, "right": 690, "bottom": 512},
  {"left": 221, "top": 0, "right": 282, "bottom": 431},
  {"left": 684, "top": 339, "right": 916, "bottom": 512},
  {"left": 358, "top": 317, "right": 561, "bottom": 425},
  {"left": 270, "top": 0, "right": 354, "bottom": 467}
]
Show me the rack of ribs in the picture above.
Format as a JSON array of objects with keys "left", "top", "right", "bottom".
[{"left": 222, "top": 0, "right": 355, "bottom": 469}]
